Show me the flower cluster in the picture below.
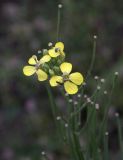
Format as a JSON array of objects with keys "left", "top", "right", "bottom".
[{"left": 23, "top": 42, "right": 84, "bottom": 94}]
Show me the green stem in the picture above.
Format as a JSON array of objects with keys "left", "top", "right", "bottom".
[
  {"left": 86, "top": 89, "right": 99, "bottom": 160},
  {"left": 99, "top": 74, "right": 117, "bottom": 143},
  {"left": 116, "top": 115, "right": 123, "bottom": 159},
  {"left": 57, "top": 5, "right": 61, "bottom": 41},
  {"left": 72, "top": 102, "right": 85, "bottom": 160},
  {"left": 46, "top": 83, "right": 58, "bottom": 119},
  {"left": 86, "top": 35, "right": 97, "bottom": 80},
  {"left": 103, "top": 133, "right": 109, "bottom": 160},
  {"left": 46, "top": 84, "right": 65, "bottom": 143},
  {"left": 61, "top": 89, "right": 84, "bottom": 160}
]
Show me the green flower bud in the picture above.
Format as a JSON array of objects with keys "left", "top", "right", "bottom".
[
  {"left": 53, "top": 66, "right": 60, "bottom": 73},
  {"left": 51, "top": 58, "right": 57, "bottom": 64},
  {"left": 57, "top": 56, "right": 65, "bottom": 65},
  {"left": 57, "top": 59, "right": 62, "bottom": 65},
  {"left": 60, "top": 55, "right": 65, "bottom": 61},
  {"left": 49, "top": 69, "right": 55, "bottom": 76},
  {"left": 43, "top": 49, "right": 48, "bottom": 55},
  {"left": 42, "top": 63, "right": 49, "bottom": 71}
]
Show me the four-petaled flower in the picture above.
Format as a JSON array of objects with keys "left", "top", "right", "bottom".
[
  {"left": 23, "top": 55, "right": 51, "bottom": 81},
  {"left": 48, "top": 42, "right": 65, "bottom": 58},
  {"left": 49, "top": 62, "right": 84, "bottom": 94}
]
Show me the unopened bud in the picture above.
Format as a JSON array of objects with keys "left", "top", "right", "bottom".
[
  {"left": 69, "top": 99, "right": 73, "bottom": 103},
  {"left": 100, "top": 78, "right": 105, "bottom": 83},
  {"left": 38, "top": 50, "right": 41, "bottom": 54},
  {"left": 104, "top": 91, "right": 108, "bottom": 95},
  {"left": 53, "top": 66, "right": 60, "bottom": 73},
  {"left": 97, "top": 86, "right": 101, "bottom": 90},
  {"left": 58, "top": 4, "right": 62, "bottom": 8},
  {"left": 95, "top": 103, "right": 100, "bottom": 110},
  {"left": 105, "top": 132, "right": 109, "bottom": 136},
  {"left": 77, "top": 94, "right": 81, "bottom": 98},
  {"left": 91, "top": 101, "right": 94, "bottom": 105},
  {"left": 83, "top": 82, "right": 86, "bottom": 86},
  {"left": 65, "top": 93, "right": 69, "bottom": 97},
  {"left": 65, "top": 123, "right": 68, "bottom": 128},
  {"left": 74, "top": 101, "right": 78, "bottom": 105},
  {"left": 41, "top": 151, "right": 46, "bottom": 156},
  {"left": 49, "top": 69, "right": 55, "bottom": 76},
  {"left": 84, "top": 94, "right": 87, "bottom": 98},
  {"left": 56, "top": 116, "right": 61, "bottom": 120},
  {"left": 94, "top": 76, "right": 99, "bottom": 80},
  {"left": 42, "top": 63, "right": 49, "bottom": 71},
  {"left": 94, "top": 35, "right": 97, "bottom": 39},
  {"left": 115, "top": 112, "right": 119, "bottom": 117},
  {"left": 48, "top": 42, "right": 53, "bottom": 47},
  {"left": 87, "top": 97, "right": 91, "bottom": 103},
  {"left": 43, "top": 49, "right": 48, "bottom": 55},
  {"left": 114, "top": 72, "right": 119, "bottom": 76}
]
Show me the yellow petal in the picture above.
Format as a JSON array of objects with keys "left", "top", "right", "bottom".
[
  {"left": 49, "top": 76, "right": 63, "bottom": 87},
  {"left": 28, "top": 55, "right": 37, "bottom": 65},
  {"left": 49, "top": 48, "right": 60, "bottom": 57},
  {"left": 36, "top": 69, "right": 48, "bottom": 81},
  {"left": 64, "top": 81, "right": 78, "bottom": 94},
  {"left": 60, "top": 62, "right": 72, "bottom": 74},
  {"left": 55, "top": 42, "right": 64, "bottom": 51},
  {"left": 23, "top": 66, "right": 36, "bottom": 76},
  {"left": 69, "top": 72, "right": 84, "bottom": 85},
  {"left": 40, "top": 55, "right": 51, "bottom": 63}
]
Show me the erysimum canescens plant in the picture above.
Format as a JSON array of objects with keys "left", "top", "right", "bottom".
[{"left": 23, "top": 4, "right": 120, "bottom": 160}]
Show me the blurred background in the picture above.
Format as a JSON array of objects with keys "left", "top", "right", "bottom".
[{"left": 0, "top": 0, "right": 123, "bottom": 159}]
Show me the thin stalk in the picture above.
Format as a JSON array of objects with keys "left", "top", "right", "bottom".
[
  {"left": 60, "top": 89, "right": 80, "bottom": 159},
  {"left": 99, "top": 74, "right": 118, "bottom": 143},
  {"left": 70, "top": 119, "right": 84, "bottom": 160},
  {"left": 86, "top": 35, "right": 97, "bottom": 80},
  {"left": 116, "top": 115, "right": 123, "bottom": 159},
  {"left": 46, "top": 84, "right": 64, "bottom": 143},
  {"left": 71, "top": 100, "right": 85, "bottom": 160},
  {"left": 86, "top": 88, "right": 99, "bottom": 160},
  {"left": 103, "top": 133, "right": 109, "bottom": 160},
  {"left": 46, "top": 84, "right": 58, "bottom": 120},
  {"left": 57, "top": 4, "right": 62, "bottom": 41},
  {"left": 61, "top": 89, "right": 85, "bottom": 160},
  {"left": 76, "top": 90, "right": 84, "bottom": 130}
]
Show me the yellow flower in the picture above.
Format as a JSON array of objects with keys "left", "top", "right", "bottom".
[
  {"left": 23, "top": 55, "right": 51, "bottom": 81},
  {"left": 48, "top": 42, "right": 65, "bottom": 58},
  {"left": 49, "top": 62, "right": 84, "bottom": 94}
]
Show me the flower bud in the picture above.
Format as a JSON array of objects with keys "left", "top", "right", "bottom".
[
  {"left": 53, "top": 66, "right": 60, "bottom": 73},
  {"left": 114, "top": 71, "right": 119, "bottom": 76},
  {"left": 43, "top": 49, "right": 48, "bottom": 55},
  {"left": 58, "top": 4, "right": 63, "bottom": 8},
  {"left": 38, "top": 50, "right": 41, "bottom": 54},
  {"left": 57, "top": 59, "right": 63, "bottom": 65},
  {"left": 42, "top": 63, "right": 49, "bottom": 71},
  {"left": 49, "top": 69, "right": 55, "bottom": 76}
]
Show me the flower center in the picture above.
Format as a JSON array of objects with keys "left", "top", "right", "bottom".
[
  {"left": 35, "top": 62, "right": 40, "bottom": 70},
  {"left": 63, "top": 72, "right": 69, "bottom": 81},
  {"left": 55, "top": 48, "right": 60, "bottom": 52}
]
